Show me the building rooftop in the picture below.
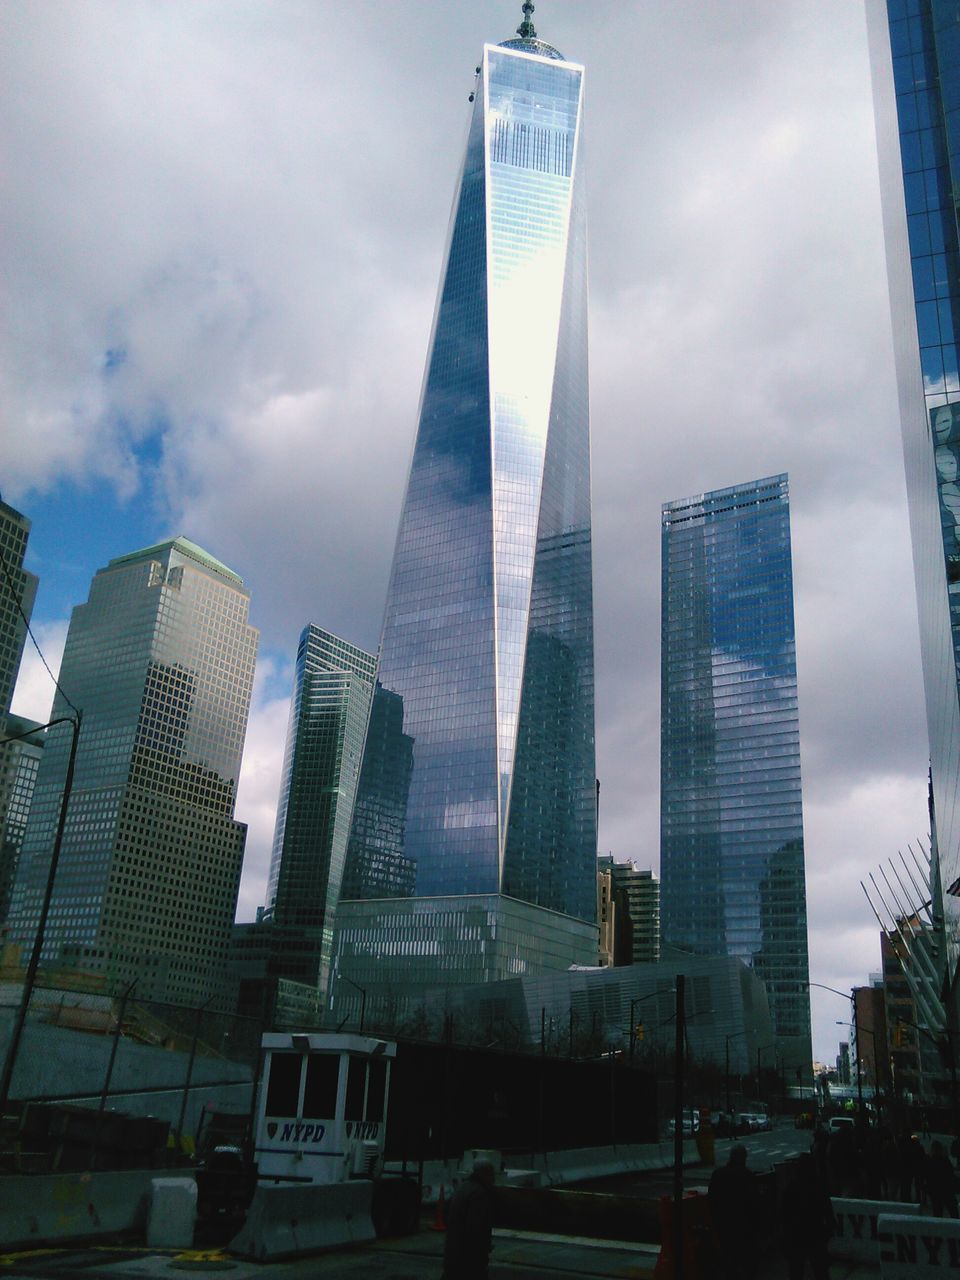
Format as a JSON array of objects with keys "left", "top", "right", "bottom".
[
  {"left": 108, "top": 536, "right": 244, "bottom": 587},
  {"left": 499, "top": 2, "right": 564, "bottom": 60}
]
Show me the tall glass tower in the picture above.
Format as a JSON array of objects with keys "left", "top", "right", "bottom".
[
  {"left": 263, "top": 625, "right": 376, "bottom": 994},
  {"left": 7, "top": 537, "right": 258, "bottom": 1009},
  {"left": 335, "top": 4, "right": 597, "bottom": 1009},
  {"left": 660, "top": 475, "right": 812, "bottom": 1074},
  {"left": 868, "top": 0, "right": 960, "bottom": 994}
]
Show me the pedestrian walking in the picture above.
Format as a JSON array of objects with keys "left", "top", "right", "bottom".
[
  {"left": 708, "top": 1143, "right": 760, "bottom": 1280},
  {"left": 442, "top": 1159, "right": 496, "bottom": 1280},
  {"left": 780, "top": 1153, "right": 835, "bottom": 1280}
]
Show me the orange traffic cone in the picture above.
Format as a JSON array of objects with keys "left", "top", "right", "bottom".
[{"left": 431, "top": 1186, "right": 447, "bottom": 1232}]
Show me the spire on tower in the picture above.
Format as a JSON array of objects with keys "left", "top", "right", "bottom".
[{"left": 516, "top": 1, "right": 537, "bottom": 39}]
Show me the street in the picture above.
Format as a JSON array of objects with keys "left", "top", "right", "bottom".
[{"left": 0, "top": 1126, "right": 881, "bottom": 1280}]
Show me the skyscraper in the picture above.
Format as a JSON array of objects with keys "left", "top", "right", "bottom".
[
  {"left": 333, "top": 4, "right": 597, "bottom": 1010},
  {"left": 0, "top": 497, "right": 37, "bottom": 721},
  {"left": 262, "top": 625, "right": 376, "bottom": 994},
  {"left": 660, "top": 475, "right": 811, "bottom": 1073},
  {"left": 7, "top": 537, "right": 257, "bottom": 1008},
  {"left": 867, "top": 1, "right": 960, "bottom": 1008},
  {"left": 0, "top": 497, "right": 40, "bottom": 923},
  {"left": 0, "top": 714, "right": 44, "bottom": 924}
]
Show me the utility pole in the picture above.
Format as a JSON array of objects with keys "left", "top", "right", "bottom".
[
  {"left": 673, "top": 974, "right": 686, "bottom": 1280},
  {"left": 0, "top": 713, "right": 82, "bottom": 1116}
]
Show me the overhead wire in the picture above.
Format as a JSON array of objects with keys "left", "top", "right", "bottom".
[{"left": 0, "top": 541, "right": 80, "bottom": 720}]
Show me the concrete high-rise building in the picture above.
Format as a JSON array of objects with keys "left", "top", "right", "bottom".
[
  {"left": 596, "top": 856, "right": 660, "bottom": 966},
  {"left": 659, "top": 475, "right": 812, "bottom": 1075},
  {"left": 596, "top": 858, "right": 615, "bottom": 966},
  {"left": 611, "top": 863, "right": 660, "bottom": 965},
  {"left": 7, "top": 538, "right": 257, "bottom": 1008},
  {"left": 867, "top": 1, "right": 960, "bottom": 1014},
  {"left": 262, "top": 625, "right": 376, "bottom": 996},
  {"left": 332, "top": 5, "right": 597, "bottom": 1016}
]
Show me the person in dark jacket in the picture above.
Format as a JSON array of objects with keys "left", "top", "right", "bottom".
[
  {"left": 442, "top": 1159, "right": 496, "bottom": 1280},
  {"left": 709, "top": 1144, "right": 760, "bottom": 1280},
  {"left": 780, "top": 1152, "right": 835, "bottom": 1280}
]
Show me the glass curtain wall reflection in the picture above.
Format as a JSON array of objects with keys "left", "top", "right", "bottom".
[
  {"left": 660, "top": 475, "right": 812, "bottom": 1073},
  {"left": 264, "top": 626, "right": 376, "bottom": 996},
  {"left": 344, "top": 18, "right": 596, "bottom": 931},
  {"left": 867, "top": 0, "right": 960, "bottom": 981}
]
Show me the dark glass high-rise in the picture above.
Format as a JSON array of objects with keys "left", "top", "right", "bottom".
[{"left": 660, "top": 475, "right": 812, "bottom": 1074}]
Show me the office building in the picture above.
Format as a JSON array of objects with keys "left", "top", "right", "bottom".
[
  {"left": 597, "top": 856, "right": 661, "bottom": 966},
  {"left": 597, "top": 859, "right": 615, "bottom": 966},
  {"left": 660, "top": 475, "right": 812, "bottom": 1075},
  {"left": 867, "top": 1, "right": 960, "bottom": 1010},
  {"left": 0, "top": 498, "right": 40, "bottom": 926},
  {"left": 0, "top": 715, "right": 44, "bottom": 924},
  {"left": 262, "top": 625, "right": 376, "bottom": 996},
  {"left": 333, "top": 5, "right": 597, "bottom": 1005},
  {"left": 7, "top": 538, "right": 257, "bottom": 1008},
  {"left": 0, "top": 498, "right": 37, "bottom": 720},
  {"left": 612, "top": 862, "right": 660, "bottom": 964},
  {"left": 854, "top": 982, "right": 891, "bottom": 1096}
]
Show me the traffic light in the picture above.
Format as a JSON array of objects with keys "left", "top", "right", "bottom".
[
  {"left": 893, "top": 1024, "right": 906, "bottom": 1049},
  {"left": 634, "top": 1022, "right": 644, "bottom": 1042}
]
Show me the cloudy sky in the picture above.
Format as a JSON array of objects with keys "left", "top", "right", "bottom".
[{"left": 1, "top": 1, "right": 930, "bottom": 1061}]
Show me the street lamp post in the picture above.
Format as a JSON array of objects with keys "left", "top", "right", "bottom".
[
  {"left": 673, "top": 975, "right": 686, "bottom": 1280},
  {"left": 725, "top": 1031, "right": 747, "bottom": 1114},
  {"left": 837, "top": 1019, "right": 882, "bottom": 1124},
  {"left": 627, "top": 989, "right": 665, "bottom": 1063},
  {"left": 339, "top": 975, "right": 367, "bottom": 1033},
  {"left": 807, "top": 982, "right": 864, "bottom": 1117},
  {"left": 0, "top": 712, "right": 82, "bottom": 1118}
]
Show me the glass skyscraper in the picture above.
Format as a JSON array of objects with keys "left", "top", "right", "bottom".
[
  {"left": 334, "top": 5, "right": 597, "bottom": 1004},
  {"left": 660, "top": 475, "right": 812, "bottom": 1073},
  {"left": 263, "top": 625, "right": 376, "bottom": 994},
  {"left": 7, "top": 537, "right": 258, "bottom": 1009},
  {"left": 868, "top": 0, "right": 960, "bottom": 993}
]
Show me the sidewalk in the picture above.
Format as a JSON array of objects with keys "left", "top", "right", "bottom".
[{"left": 0, "top": 1228, "right": 881, "bottom": 1279}]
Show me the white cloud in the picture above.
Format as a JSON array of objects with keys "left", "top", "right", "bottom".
[
  {"left": 235, "top": 653, "right": 292, "bottom": 921},
  {"left": 9, "top": 619, "right": 68, "bottom": 725}
]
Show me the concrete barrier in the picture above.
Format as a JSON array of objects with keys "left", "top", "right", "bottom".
[
  {"left": 879, "top": 1212, "right": 960, "bottom": 1276},
  {"left": 0, "top": 1168, "right": 155, "bottom": 1249},
  {"left": 393, "top": 1141, "right": 687, "bottom": 1206},
  {"left": 147, "top": 1177, "right": 196, "bottom": 1248},
  {"left": 831, "top": 1199, "right": 920, "bottom": 1263},
  {"left": 229, "top": 1179, "right": 376, "bottom": 1260}
]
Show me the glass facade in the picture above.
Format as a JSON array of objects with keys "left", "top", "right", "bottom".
[
  {"left": 0, "top": 498, "right": 37, "bottom": 720},
  {"left": 345, "top": 29, "right": 596, "bottom": 930},
  {"left": 329, "top": 893, "right": 598, "bottom": 1028},
  {"left": 660, "top": 475, "right": 812, "bottom": 1073},
  {"left": 264, "top": 625, "right": 376, "bottom": 994},
  {"left": 0, "top": 715, "right": 44, "bottom": 924},
  {"left": 868, "top": 0, "right": 960, "bottom": 979},
  {"left": 7, "top": 538, "right": 258, "bottom": 1008},
  {"left": 0, "top": 497, "right": 39, "bottom": 924}
]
